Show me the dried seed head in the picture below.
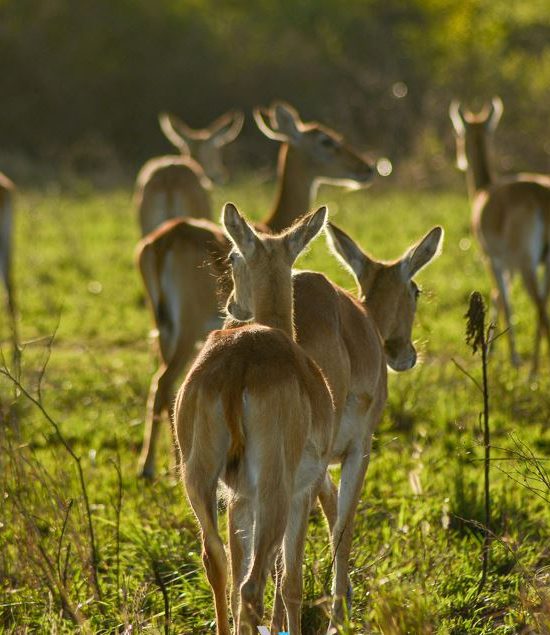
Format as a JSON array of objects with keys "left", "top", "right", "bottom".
[{"left": 465, "top": 291, "right": 486, "bottom": 354}]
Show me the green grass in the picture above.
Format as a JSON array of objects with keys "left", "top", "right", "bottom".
[{"left": 1, "top": 179, "right": 549, "bottom": 633}]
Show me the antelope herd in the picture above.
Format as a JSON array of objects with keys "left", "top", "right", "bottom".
[
  {"left": 136, "top": 102, "right": 374, "bottom": 479},
  {"left": 2, "top": 97, "right": 549, "bottom": 633}
]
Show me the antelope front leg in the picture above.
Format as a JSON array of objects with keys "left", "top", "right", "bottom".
[
  {"left": 328, "top": 449, "right": 370, "bottom": 633},
  {"left": 138, "top": 365, "right": 166, "bottom": 479},
  {"left": 139, "top": 336, "right": 195, "bottom": 479},
  {"left": 139, "top": 359, "right": 185, "bottom": 479},
  {"left": 318, "top": 473, "right": 353, "bottom": 607},
  {"left": 318, "top": 472, "right": 338, "bottom": 533},
  {"left": 489, "top": 262, "right": 520, "bottom": 367},
  {"left": 520, "top": 263, "right": 550, "bottom": 376}
]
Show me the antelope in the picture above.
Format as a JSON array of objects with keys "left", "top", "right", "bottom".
[
  {"left": 226, "top": 219, "right": 443, "bottom": 631},
  {"left": 137, "top": 101, "right": 375, "bottom": 479},
  {"left": 0, "top": 172, "right": 16, "bottom": 343},
  {"left": 174, "top": 204, "right": 334, "bottom": 635},
  {"left": 135, "top": 109, "right": 244, "bottom": 235},
  {"left": 450, "top": 97, "right": 550, "bottom": 373}
]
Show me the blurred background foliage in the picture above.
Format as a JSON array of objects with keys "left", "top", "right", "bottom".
[{"left": 1, "top": 0, "right": 550, "bottom": 187}]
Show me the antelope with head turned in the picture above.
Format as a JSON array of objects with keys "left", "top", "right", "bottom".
[
  {"left": 137, "top": 101, "right": 375, "bottom": 479},
  {"left": 450, "top": 97, "right": 550, "bottom": 374},
  {"left": 227, "top": 217, "right": 443, "bottom": 631},
  {"left": 174, "top": 204, "right": 334, "bottom": 635},
  {"left": 135, "top": 110, "right": 244, "bottom": 236}
]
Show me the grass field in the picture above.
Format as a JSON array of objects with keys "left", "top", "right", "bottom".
[{"left": 1, "top": 177, "right": 549, "bottom": 634}]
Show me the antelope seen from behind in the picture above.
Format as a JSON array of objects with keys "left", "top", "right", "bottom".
[
  {"left": 450, "top": 97, "right": 550, "bottom": 373},
  {"left": 174, "top": 204, "right": 334, "bottom": 634},
  {"left": 227, "top": 218, "right": 443, "bottom": 631},
  {"left": 135, "top": 110, "right": 243, "bottom": 235},
  {"left": 137, "top": 101, "right": 375, "bottom": 479}
]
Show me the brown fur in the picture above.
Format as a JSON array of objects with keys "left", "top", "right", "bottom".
[
  {"left": 174, "top": 207, "right": 334, "bottom": 634},
  {"left": 226, "top": 220, "right": 442, "bottom": 630},
  {"left": 136, "top": 110, "right": 243, "bottom": 236},
  {"left": 137, "top": 217, "right": 228, "bottom": 336},
  {"left": 136, "top": 156, "right": 211, "bottom": 236},
  {"left": 450, "top": 98, "right": 550, "bottom": 373},
  {"left": 178, "top": 325, "right": 333, "bottom": 472},
  {"left": 137, "top": 102, "right": 375, "bottom": 479}
]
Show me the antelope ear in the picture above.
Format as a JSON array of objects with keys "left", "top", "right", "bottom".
[
  {"left": 222, "top": 203, "right": 260, "bottom": 260},
  {"left": 402, "top": 226, "right": 444, "bottom": 279},
  {"left": 449, "top": 100, "right": 465, "bottom": 136},
  {"left": 486, "top": 96, "right": 503, "bottom": 133},
  {"left": 158, "top": 112, "right": 191, "bottom": 153},
  {"left": 271, "top": 101, "right": 303, "bottom": 143},
  {"left": 253, "top": 106, "right": 289, "bottom": 142},
  {"left": 210, "top": 110, "right": 244, "bottom": 147},
  {"left": 285, "top": 206, "right": 327, "bottom": 263},
  {"left": 325, "top": 222, "right": 369, "bottom": 280}
]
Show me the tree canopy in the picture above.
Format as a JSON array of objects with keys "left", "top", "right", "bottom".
[{"left": 1, "top": 0, "right": 549, "bottom": 184}]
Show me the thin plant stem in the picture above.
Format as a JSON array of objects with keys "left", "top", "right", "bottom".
[
  {"left": 110, "top": 450, "right": 123, "bottom": 608},
  {"left": 464, "top": 291, "right": 494, "bottom": 596},
  {"left": 477, "top": 322, "right": 493, "bottom": 596},
  {"left": 0, "top": 366, "right": 103, "bottom": 605}
]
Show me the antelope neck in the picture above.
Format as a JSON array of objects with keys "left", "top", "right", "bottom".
[
  {"left": 253, "top": 272, "right": 294, "bottom": 339},
  {"left": 467, "top": 133, "right": 493, "bottom": 198},
  {"left": 264, "top": 144, "right": 315, "bottom": 233}
]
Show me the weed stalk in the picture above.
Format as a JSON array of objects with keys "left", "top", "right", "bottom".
[
  {"left": 0, "top": 364, "right": 103, "bottom": 606},
  {"left": 464, "top": 291, "right": 494, "bottom": 595}
]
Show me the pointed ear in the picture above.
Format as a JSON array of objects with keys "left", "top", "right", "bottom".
[
  {"left": 158, "top": 112, "right": 191, "bottom": 153},
  {"left": 285, "top": 206, "right": 327, "bottom": 263},
  {"left": 271, "top": 102, "right": 303, "bottom": 143},
  {"left": 222, "top": 203, "right": 260, "bottom": 260},
  {"left": 402, "top": 226, "right": 444, "bottom": 279},
  {"left": 253, "top": 106, "right": 289, "bottom": 142},
  {"left": 210, "top": 110, "right": 244, "bottom": 147},
  {"left": 325, "top": 222, "right": 368, "bottom": 280},
  {"left": 486, "top": 96, "right": 503, "bottom": 133},
  {"left": 449, "top": 100, "right": 465, "bottom": 136}
]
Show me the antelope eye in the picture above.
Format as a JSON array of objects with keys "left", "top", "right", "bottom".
[
  {"left": 413, "top": 285, "right": 421, "bottom": 300},
  {"left": 229, "top": 252, "right": 238, "bottom": 264}
]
